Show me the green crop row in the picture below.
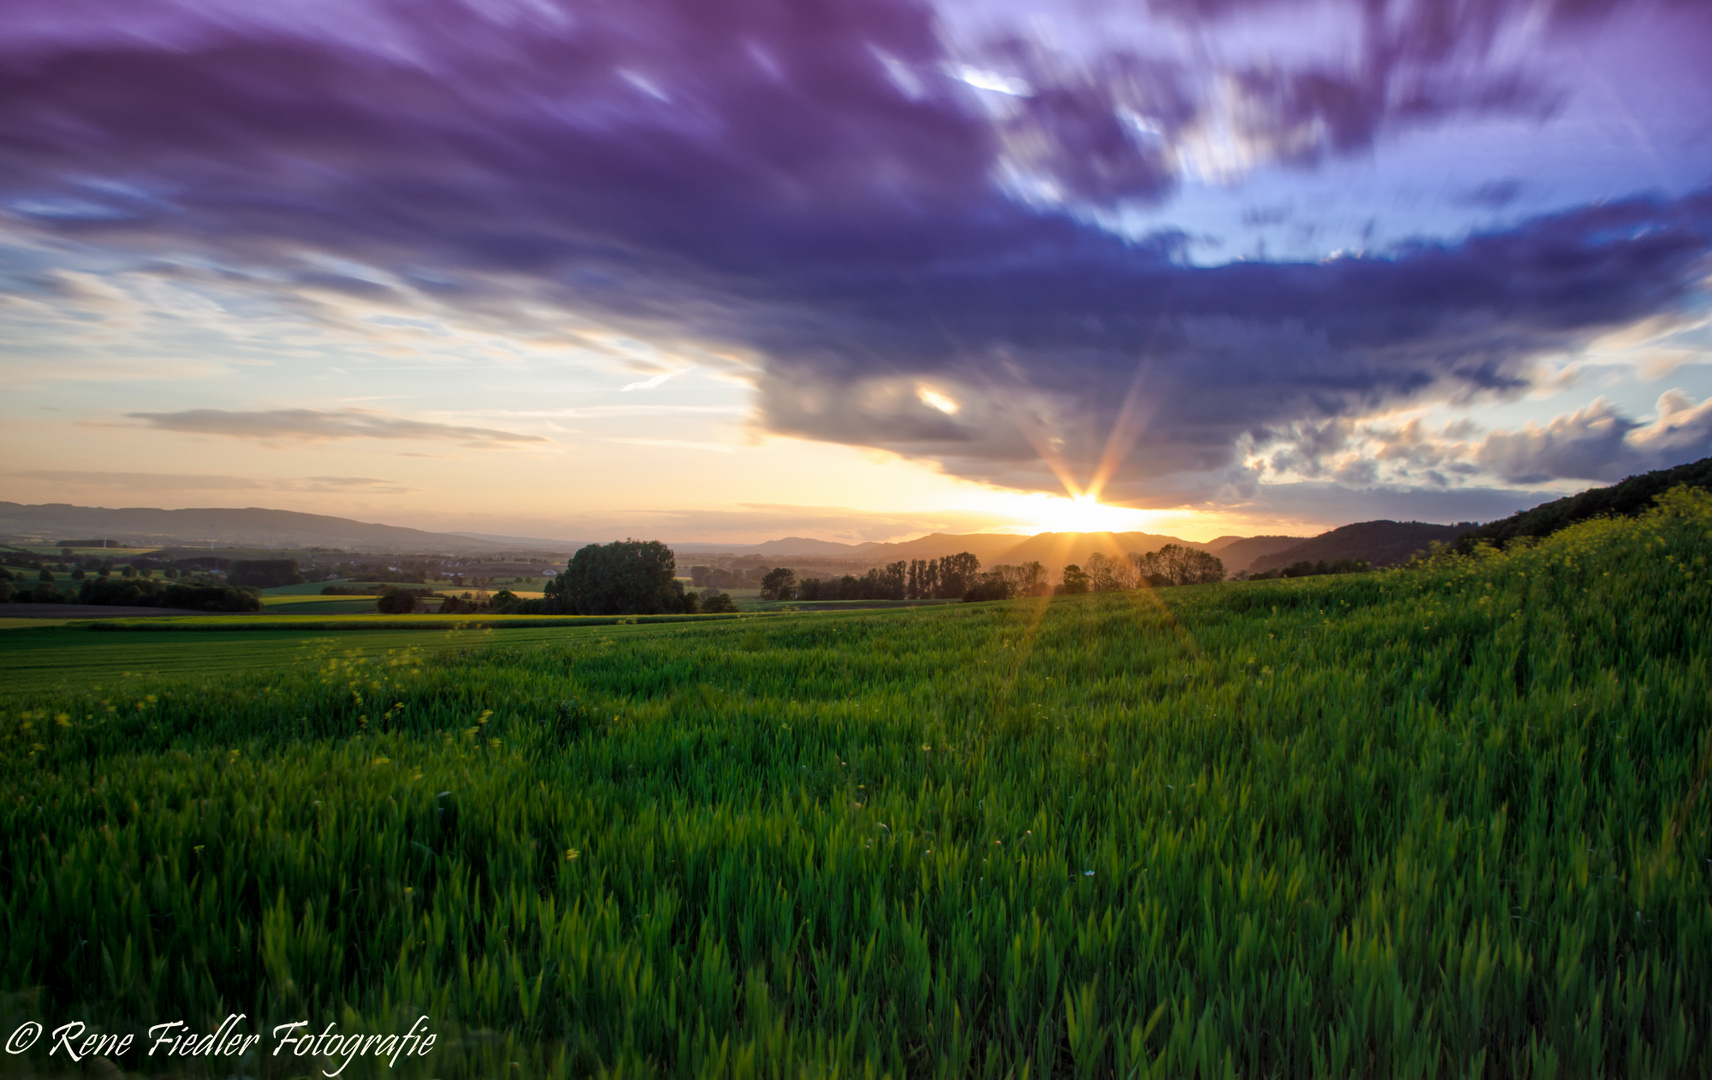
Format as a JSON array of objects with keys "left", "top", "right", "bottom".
[{"left": 2, "top": 493, "right": 1710, "bottom": 1078}]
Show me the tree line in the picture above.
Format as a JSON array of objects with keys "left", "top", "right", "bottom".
[
  {"left": 758, "top": 553, "right": 985, "bottom": 602},
  {"left": 0, "top": 563, "right": 260, "bottom": 610},
  {"left": 3, "top": 539, "right": 1233, "bottom": 613},
  {"left": 362, "top": 538, "right": 1233, "bottom": 619},
  {"left": 759, "top": 545, "right": 1225, "bottom": 603},
  {"left": 688, "top": 565, "right": 766, "bottom": 590},
  {"left": 1245, "top": 557, "right": 1368, "bottom": 581}
]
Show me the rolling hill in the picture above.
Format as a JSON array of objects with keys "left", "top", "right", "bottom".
[
  {"left": 1198, "top": 535, "right": 1312, "bottom": 575},
  {"left": 0, "top": 503, "right": 578, "bottom": 555},
  {"left": 1457, "top": 454, "right": 1712, "bottom": 550},
  {"left": 1248, "top": 520, "right": 1476, "bottom": 574}
]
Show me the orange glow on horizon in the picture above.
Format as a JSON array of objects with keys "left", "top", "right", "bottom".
[{"left": 989, "top": 491, "right": 1168, "bottom": 536}]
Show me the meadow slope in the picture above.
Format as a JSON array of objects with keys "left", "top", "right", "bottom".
[{"left": 2, "top": 494, "right": 1710, "bottom": 1078}]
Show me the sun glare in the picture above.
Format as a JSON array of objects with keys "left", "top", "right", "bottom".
[
  {"left": 1033, "top": 493, "right": 1156, "bottom": 535},
  {"left": 917, "top": 386, "right": 961, "bottom": 415}
]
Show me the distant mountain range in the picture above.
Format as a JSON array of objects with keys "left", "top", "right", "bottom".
[
  {"left": 778, "top": 526, "right": 1462, "bottom": 575},
  {"left": 717, "top": 530, "right": 1312, "bottom": 574},
  {"left": 27, "top": 457, "right": 1711, "bottom": 575},
  {"left": 0, "top": 503, "right": 1310, "bottom": 571},
  {"left": 0, "top": 501, "right": 1449, "bottom": 574},
  {"left": 1203, "top": 535, "right": 1315, "bottom": 573},
  {"left": 0, "top": 503, "right": 578, "bottom": 555}
]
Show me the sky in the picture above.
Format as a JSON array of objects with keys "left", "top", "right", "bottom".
[{"left": 2, "top": 0, "right": 1710, "bottom": 544}]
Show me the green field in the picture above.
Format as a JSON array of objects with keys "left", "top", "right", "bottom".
[
  {"left": 5, "top": 545, "right": 162, "bottom": 558},
  {"left": 1, "top": 496, "right": 1709, "bottom": 1077},
  {"left": 0, "top": 614, "right": 753, "bottom": 693},
  {"left": 261, "top": 594, "right": 382, "bottom": 614},
  {"left": 258, "top": 580, "right": 370, "bottom": 596}
]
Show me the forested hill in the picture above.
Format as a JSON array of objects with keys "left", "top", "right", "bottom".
[
  {"left": 0, "top": 502, "right": 559, "bottom": 554},
  {"left": 1458, "top": 454, "right": 1712, "bottom": 551},
  {"left": 1201, "top": 535, "right": 1312, "bottom": 575},
  {"left": 1248, "top": 520, "right": 1475, "bottom": 574}
]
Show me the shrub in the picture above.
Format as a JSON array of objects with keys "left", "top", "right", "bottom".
[{"left": 375, "top": 588, "right": 419, "bottom": 614}]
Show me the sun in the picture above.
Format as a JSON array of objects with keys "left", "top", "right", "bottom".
[{"left": 1032, "top": 493, "right": 1157, "bottom": 535}]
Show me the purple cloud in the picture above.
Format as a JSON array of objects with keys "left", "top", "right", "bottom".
[
  {"left": 751, "top": 191, "right": 1712, "bottom": 501},
  {"left": 2, "top": 0, "right": 1709, "bottom": 505}
]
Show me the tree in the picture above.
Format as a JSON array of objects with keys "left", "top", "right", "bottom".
[
  {"left": 546, "top": 539, "right": 688, "bottom": 615},
  {"left": 32, "top": 581, "right": 66, "bottom": 603},
  {"left": 1085, "top": 552, "right": 1133, "bottom": 592},
  {"left": 963, "top": 570, "right": 1015, "bottom": 602},
  {"left": 973, "top": 563, "right": 1045, "bottom": 600},
  {"left": 1016, "top": 561, "right": 1050, "bottom": 597},
  {"left": 700, "top": 590, "right": 738, "bottom": 613},
  {"left": 759, "top": 567, "right": 797, "bottom": 601},
  {"left": 1059, "top": 564, "right": 1091, "bottom": 594},
  {"left": 376, "top": 587, "right": 418, "bottom": 614},
  {"left": 938, "top": 552, "right": 980, "bottom": 598},
  {"left": 881, "top": 561, "right": 907, "bottom": 600},
  {"left": 1128, "top": 544, "right": 1224, "bottom": 587},
  {"left": 437, "top": 592, "right": 492, "bottom": 614}
]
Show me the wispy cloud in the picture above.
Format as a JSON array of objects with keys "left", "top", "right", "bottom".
[
  {"left": 621, "top": 370, "right": 685, "bottom": 392},
  {"left": 15, "top": 471, "right": 419, "bottom": 495},
  {"left": 455, "top": 405, "right": 745, "bottom": 419},
  {"left": 124, "top": 408, "right": 549, "bottom": 447}
]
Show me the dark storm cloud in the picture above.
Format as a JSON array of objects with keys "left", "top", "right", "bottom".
[
  {"left": 752, "top": 191, "right": 1712, "bottom": 502},
  {"left": 2, "top": 0, "right": 1709, "bottom": 502}
]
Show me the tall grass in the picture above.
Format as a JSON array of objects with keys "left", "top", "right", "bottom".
[{"left": 2, "top": 493, "right": 1710, "bottom": 1078}]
